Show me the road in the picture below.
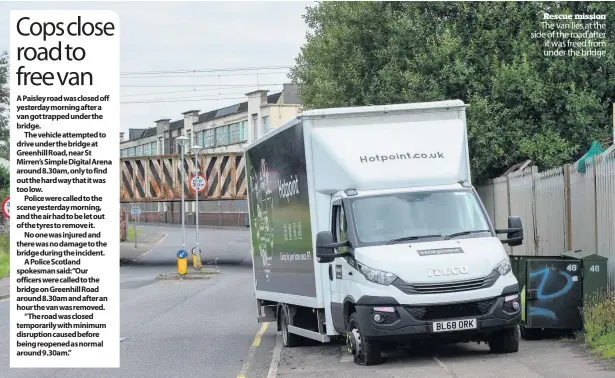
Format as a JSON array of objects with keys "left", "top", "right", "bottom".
[
  {"left": 1, "top": 224, "right": 613, "bottom": 377},
  {"left": 0, "top": 224, "right": 274, "bottom": 378}
]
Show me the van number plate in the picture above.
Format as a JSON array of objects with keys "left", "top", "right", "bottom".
[{"left": 432, "top": 319, "right": 477, "bottom": 332}]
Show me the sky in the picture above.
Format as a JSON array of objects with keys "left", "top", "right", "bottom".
[{"left": 0, "top": 1, "right": 313, "bottom": 134}]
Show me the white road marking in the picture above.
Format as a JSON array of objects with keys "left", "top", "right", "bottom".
[
  {"left": 132, "top": 232, "right": 169, "bottom": 261},
  {"left": 266, "top": 334, "right": 282, "bottom": 378},
  {"left": 432, "top": 354, "right": 453, "bottom": 374}
]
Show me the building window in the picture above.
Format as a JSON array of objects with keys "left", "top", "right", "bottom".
[
  {"left": 216, "top": 125, "right": 230, "bottom": 146},
  {"left": 240, "top": 121, "right": 247, "bottom": 141},
  {"left": 170, "top": 136, "right": 176, "bottom": 154},
  {"left": 120, "top": 149, "right": 127, "bottom": 157},
  {"left": 187, "top": 130, "right": 192, "bottom": 146},
  {"left": 151, "top": 142, "right": 157, "bottom": 155},
  {"left": 136, "top": 145, "right": 143, "bottom": 156},
  {"left": 230, "top": 123, "right": 240, "bottom": 144},
  {"left": 262, "top": 116, "right": 270, "bottom": 134},
  {"left": 204, "top": 129, "right": 215, "bottom": 147}
]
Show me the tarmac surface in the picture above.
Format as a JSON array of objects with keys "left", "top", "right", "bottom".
[{"left": 0, "top": 224, "right": 613, "bottom": 377}]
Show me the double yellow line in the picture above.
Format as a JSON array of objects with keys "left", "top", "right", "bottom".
[{"left": 237, "top": 322, "right": 269, "bottom": 378}]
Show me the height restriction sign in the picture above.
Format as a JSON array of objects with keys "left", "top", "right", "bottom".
[
  {"left": 190, "top": 173, "right": 207, "bottom": 193},
  {"left": 2, "top": 196, "right": 9, "bottom": 219}
]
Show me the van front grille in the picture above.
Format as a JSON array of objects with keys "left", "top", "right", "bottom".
[{"left": 391, "top": 270, "right": 500, "bottom": 295}]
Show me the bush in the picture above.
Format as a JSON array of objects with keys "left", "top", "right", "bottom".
[
  {"left": 583, "top": 290, "right": 615, "bottom": 359},
  {"left": 0, "top": 234, "right": 8, "bottom": 279}
]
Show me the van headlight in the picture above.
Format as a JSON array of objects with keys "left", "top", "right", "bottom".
[
  {"left": 494, "top": 258, "right": 512, "bottom": 276},
  {"left": 358, "top": 263, "right": 397, "bottom": 286}
]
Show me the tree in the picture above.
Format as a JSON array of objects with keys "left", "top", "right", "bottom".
[
  {"left": 0, "top": 166, "right": 8, "bottom": 200},
  {"left": 290, "top": 2, "right": 615, "bottom": 182},
  {"left": 0, "top": 51, "right": 8, "bottom": 161}
]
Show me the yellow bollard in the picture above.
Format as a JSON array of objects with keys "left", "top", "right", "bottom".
[
  {"left": 192, "top": 247, "right": 203, "bottom": 270},
  {"left": 177, "top": 250, "right": 188, "bottom": 275}
]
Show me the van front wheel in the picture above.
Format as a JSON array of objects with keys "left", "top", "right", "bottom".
[
  {"left": 347, "top": 313, "right": 382, "bottom": 365},
  {"left": 488, "top": 325, "right": 520, "bottom": 354}
]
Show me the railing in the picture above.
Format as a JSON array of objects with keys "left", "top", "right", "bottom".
[{"left": 476, "top": 149, "right": 615, "bottom": 285}]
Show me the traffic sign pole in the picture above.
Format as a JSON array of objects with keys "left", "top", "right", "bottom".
[
  {"left": 192, "top": 155, "right": 206, "bottom": 270},
  {"left": 133, "top": 204, "right": 137, "bottom": 248}
]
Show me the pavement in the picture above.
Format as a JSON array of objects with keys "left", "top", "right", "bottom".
[
  {"left": 272, "top": 336, "right": 615, "bottom": 378},
  {"left": 120, "top": 229, "right": 168, "bottom": 262},
  {"left": 0, "top": 277, "right": 8, "bottom": 301}
]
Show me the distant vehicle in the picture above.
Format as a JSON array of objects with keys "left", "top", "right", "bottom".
[{"left": 244, "top": 100, "right": 524, "bottom": 366}]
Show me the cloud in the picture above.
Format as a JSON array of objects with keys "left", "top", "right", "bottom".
[{"left": 0, "top": 1, "right": 314, "bottom": 132}]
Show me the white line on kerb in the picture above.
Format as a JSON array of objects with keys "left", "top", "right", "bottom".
[
  {"left": 266, "top": 334, "right": 282, "bottom": 378},
  {"left": 133, "top": 233, "right": 168, "bottom": 261}
]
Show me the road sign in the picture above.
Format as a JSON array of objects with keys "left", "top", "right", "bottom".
[
  {"left": 2, "top": 197, "right": 9, "bottom": 219},
  {"left": 131, "top": 206, "right": 142, "bottom": 217},
  {"left": 190, "top": 173, "right": 207, "bottom": 193}
]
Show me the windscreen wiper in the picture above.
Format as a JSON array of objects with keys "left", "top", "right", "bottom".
[
  {"left": 386, "top": 234, "right": 442, "bottom": 245},
  {"left": 443, "top": 229, "right": 490, "bottom": 240}
]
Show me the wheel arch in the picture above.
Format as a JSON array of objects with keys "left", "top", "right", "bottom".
[{"left": 343, "top": 295, "right": 356, "bottom": 330}]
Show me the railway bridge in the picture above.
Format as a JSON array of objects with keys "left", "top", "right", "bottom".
[
  {"left": 120, "top": 153, "right": 249, "bottom": 227},
  {"left": 120, "top": 152, "right": 247, "bottom": 203}
]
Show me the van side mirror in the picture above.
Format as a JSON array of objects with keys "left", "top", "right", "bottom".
[
  {"left": 495, "top": 216, "right": 523, "bottom": 247},
  {"left": 316, "top": 231, "right": 350, "bottom": 264}
]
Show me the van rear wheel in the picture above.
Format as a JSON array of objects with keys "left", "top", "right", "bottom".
[
  {"left": 347, "top": 313, "right": 382, "bottom": 365},
  {"left": 280, "top": 307, "right": 300, "bottom": 347}
]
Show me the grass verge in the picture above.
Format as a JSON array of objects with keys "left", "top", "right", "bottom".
[
  {"left": 123, "top": 228, "right": 145, "bottom": 242},
  {"left": 583, "top": 289, "right": 615, "bottom": 360},
  {"left": 0, "top": 234, "right": 9, "bottom": 279}
]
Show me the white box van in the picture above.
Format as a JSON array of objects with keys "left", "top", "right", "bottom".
[{"left": 245, "top": 100, "right": 524, "bottom": 365}]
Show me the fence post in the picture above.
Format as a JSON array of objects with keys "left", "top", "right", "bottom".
[
  {"left": 563, "top": 164, "right": 572, "bottom": 251},
  {"left": 506, "top": 174, "right": 513, "bottom": 255},
  {"left": 531, "top": 166, "right": 539, "bottom": 255},
  {"left": 506, "top": 174, "right": 511, "bottom": 218}
]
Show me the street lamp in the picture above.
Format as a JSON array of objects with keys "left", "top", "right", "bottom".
[
  {"left": 190, "top": 144, "right": 203, "bottom": 270},
  {"left": 175, "top": 136, "right": 190, "bottom": 254}
]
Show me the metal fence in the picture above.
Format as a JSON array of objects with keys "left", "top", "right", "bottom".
[
  {"left": 120, "top": 199, "right": 248, "bottom": 214},
  {"left": 476, "top": 148, "right": 615, "bottom": 286}
]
